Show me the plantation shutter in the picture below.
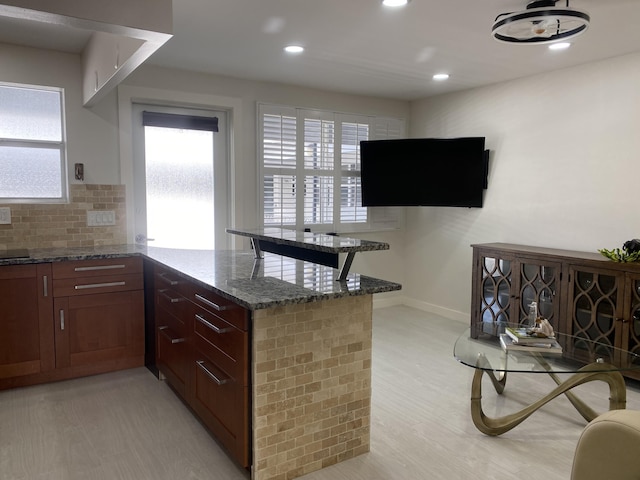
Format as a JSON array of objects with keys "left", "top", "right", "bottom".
[{"left": 258, "top": 103, "right": 405, "bottom": 232}]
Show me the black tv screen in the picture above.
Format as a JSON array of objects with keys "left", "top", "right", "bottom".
[{"left": 360, "top": 137, "right": 488, "bottom": 207}]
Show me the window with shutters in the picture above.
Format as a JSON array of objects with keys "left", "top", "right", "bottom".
[
  {"left": 0, "top": 82, "right": 67, "bottom": 202},
  {"left": 259, "top": 104, "right": 404, "bottom": 232}
]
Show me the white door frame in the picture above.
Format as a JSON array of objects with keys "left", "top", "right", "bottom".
[
  {"left": 117, "top": 85, "right": 244, "bottom": 249},
  {"left": 131, "top": 103, "right": 228, "bottom": 249}
]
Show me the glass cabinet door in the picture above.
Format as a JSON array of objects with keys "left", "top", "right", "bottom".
[
  {"left": 477, "top": 254, "right": 513, "bottom": 333},
  {"left": 514, "top": 260, "right": 561, "bottom": 328},
  {"left": 622, "top": 273, "right": 640, "bottom": 370},
  {"left": 567, "top": 266, "right": 623, "bottom": 364}
]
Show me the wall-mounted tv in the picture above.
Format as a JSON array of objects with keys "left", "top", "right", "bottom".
[{"left": 360, "top": 137, "right": 489, "bottom": 207}]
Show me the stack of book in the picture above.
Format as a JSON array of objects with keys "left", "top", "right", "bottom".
[{"left": 500, "top": 327, "right": 562, "bottom": 354}]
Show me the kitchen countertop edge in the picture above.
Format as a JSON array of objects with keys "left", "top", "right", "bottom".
[{"left": 0, "top": 245, "right": 401, "bottom": 310}]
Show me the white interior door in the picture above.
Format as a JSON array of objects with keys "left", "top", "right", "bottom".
[{"left": 132, "top": 104, "right": 229, "bottom": 250}]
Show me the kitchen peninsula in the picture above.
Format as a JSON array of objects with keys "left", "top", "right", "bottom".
[{"left": 0, "top": 233, "right": 401, "bottom": 480}]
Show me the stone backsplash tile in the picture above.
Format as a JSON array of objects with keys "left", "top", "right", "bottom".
[
  {"left": 0, "top": 184, "right": 127, "bottom": 250},
  {"left": 252, "top": 295, "right": 373, "bottom": 480}
]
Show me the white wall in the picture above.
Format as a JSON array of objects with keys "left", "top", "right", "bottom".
[
  {"left": 407, "top": 52, "right": 640, "bottom": 321},
  {"left": 0, "top": 43, "right": 121, "bottom": 185},
  {"left": 0, "top": 44, "right": 409, "bottom": 298},
  {"left": 121, "top": 65, "right": 410, "bottom": 295}
]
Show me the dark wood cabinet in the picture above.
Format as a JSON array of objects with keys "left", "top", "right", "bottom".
[
  {"left": 0, "top": 264, "right": 53, "bottom": 380},
  {"left": 471, "top": 244, "right": 561, "bottom": 335},
  {"left": 52, "top": 257, "right": 145, "bottom": 374},
  {"left": 189, "top": 283, "right": 250, "bottom": 468},
  {"left": 152, "top": 264, "right": 251, "bottom": 468},
  {"left": 472, "top": 243, "right": 640, "bottom": 379},
  {"left": 154, "top": 265, "right": 190, "bottom": 397}
]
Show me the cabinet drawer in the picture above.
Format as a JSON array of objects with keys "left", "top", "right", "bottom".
[
  {"left": 52, "top": 257, "right": 142, "bottom": 279},
  {"left": 156, "top": 308, "right": 188, "bottom": 397},
  {"left": 53, "top": 273, "right": 143, "bottom": 297},
  {"left": 191, "top": 355, "right": 249, "bottom": 467},
  {"left": 193, "top": 307, "right": 248, "bottom": 384},
  {"left": 154, "top": 266, "right": 190, "bottom": 297},
  {"left": 156, "top": 287, "right": 190, "bottom": 322},
  {"left": 190, "top": 285, "right": 249, "bottom": 331}
]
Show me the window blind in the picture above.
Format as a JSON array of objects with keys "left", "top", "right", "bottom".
[{"left": 258, "top": 103, "right": 405, "bottom": 232}]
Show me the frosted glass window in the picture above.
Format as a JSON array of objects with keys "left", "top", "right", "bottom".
[
  {"left": 0, "top": 147, "right": 62, "bottom": 198},
  {"left": 0, "top": 85, "right": 62, "bottom": 141},
  {"left": 144, "top": 126, "right": 215, "bottom": 249},
  {"left": 0, "top": 83, "right": 66, "bottom": 201}
]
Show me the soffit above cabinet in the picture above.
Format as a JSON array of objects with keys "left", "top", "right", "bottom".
[{"left": 0, "top": 0, "right": 172, "bottom": 107}]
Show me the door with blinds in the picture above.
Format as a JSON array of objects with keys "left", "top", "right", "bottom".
[{"left": 132, "top": 104, "right": 229, "bottom": 249}]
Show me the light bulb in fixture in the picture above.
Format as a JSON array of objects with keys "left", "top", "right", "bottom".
[
  {"left": 382, "top": 0, "right": 410, "bottom": 7},
  {"left": 531, "top": 20, "right": 552, "bottom": 36},
  {"left": 433, "top": 73, "right": 449, "bottom": 81},
  {"left": 284, "top": 45, "right": 304, "bottom": 54},
  {"left": 549, "top": 42, "right": 571, "bottom": 50}
]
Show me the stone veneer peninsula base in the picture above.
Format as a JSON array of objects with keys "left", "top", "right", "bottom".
[{"left": 252, "top": 295, "right": 373, "bottom": 480}]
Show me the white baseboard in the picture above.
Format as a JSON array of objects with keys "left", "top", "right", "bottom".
[
  {"left": 372, "top": 295, "right": 406, "bottom": 310},
  {"left": 374, "top": 295, "right": 468, "bottom": 325}
]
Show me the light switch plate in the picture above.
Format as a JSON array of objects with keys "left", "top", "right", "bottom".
[
  {"left": 0, "top": 207, "right": 10, "bottom": 225},
  {"left": 87, "top": 210, "right": 116, "bottom": 227}
]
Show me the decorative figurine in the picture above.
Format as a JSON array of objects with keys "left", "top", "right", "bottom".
[{"left": 529, "top": 317, "right": 555, "bottom": 338}]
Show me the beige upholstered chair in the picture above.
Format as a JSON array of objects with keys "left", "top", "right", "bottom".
[{"left": 571, "top": 410, "right": 640, "bottom": 480}]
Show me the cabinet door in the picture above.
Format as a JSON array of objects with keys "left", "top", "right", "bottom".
[
  {"left": 54, "top": 291, "right": 144, "bottom": 369},
  {"left": 0, "top": 264, "right": 53, "bottom": 379},
  {"left": 566, "top": 265, "right": 624, "bottom": 364},
  {"left": 190, "top": 353, "right": 249, "bottom": 467},
  {"left": 512, "top": 259, "right": 561, "bottom": 328},
  {"left": 621, "top": 273, "right": 640, "bottom": 372},
  {"left": 472, "top": 249, "right": 514, "bottom": 334}
]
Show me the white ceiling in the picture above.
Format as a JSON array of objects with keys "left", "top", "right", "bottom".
[{"left": 2, "top": 0, "right": 640, "bottom": 101}]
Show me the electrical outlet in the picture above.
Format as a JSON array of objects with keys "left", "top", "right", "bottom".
[
  {"left": 0, "top": 207, "right": 10, "bottom": 225},
  {"left": 87, "top": 210, "right": 116, "bottom": 227}
]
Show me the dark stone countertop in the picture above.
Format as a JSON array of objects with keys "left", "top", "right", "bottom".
[
  {"left": 0, "top": 245, "right": 401, "bottom": 310},
  {"left": 226, "top": 227, "right": 389, "bottom": 253}
]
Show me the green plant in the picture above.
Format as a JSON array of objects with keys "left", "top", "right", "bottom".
[{"left": 598, "top": 247, "right": 640, "bottom": 263}]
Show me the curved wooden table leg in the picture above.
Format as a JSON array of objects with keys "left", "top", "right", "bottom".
[{"left": 470, "top": 359, "right": 627, "bottom": 436}]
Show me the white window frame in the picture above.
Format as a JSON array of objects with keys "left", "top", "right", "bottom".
[
  {"left": 0, "top": 82, "right": 68, "bottom": 203},
  {"left": 258, "top": 103, "right": 405, "bottom": 233}
]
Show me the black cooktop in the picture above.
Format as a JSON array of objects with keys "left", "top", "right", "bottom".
[{"left": 0, "top": 249, "right": 30, "bottom": 259}]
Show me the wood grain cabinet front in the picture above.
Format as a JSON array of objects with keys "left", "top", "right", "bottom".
[
  {"left": 0, "top": 264, "right": 53, "bottom": 383},
  {"left": 151, "top": 269, "right": 251, "bottom": 469},
  {"left": 471, "top": 243, "right": 640, "bottom": 380},
  {"left": 190, "top": 294, "right": 250, "bottom": 468},
  {"left": 154, "top": 265, "right": 191, "bottom": 398},
  {"left": 52, "top": 257, "right": 145, "bottom": 375}
]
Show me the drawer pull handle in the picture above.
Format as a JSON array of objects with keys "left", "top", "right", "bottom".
[
  {"left": 74, "top": 264, "right": 126, "bottom": 272},
  {"left": 158, "top": 290, "right": 183, "bottom": 303},
  {"left": 158, "top": 326, "right": 185, "bottom": 344},
  {"left": 43, "top": 275, "right": 48, "bottom": 297},
  {"left": 196, "top": 360, "right": 229, "bottom": 385},
  {"left": 157, "top": 272, "right": 179, "bottom": 286},
  {"left": 195, "top": 313, "right": 230, "bottom": 334},
  {"left": 194, "top": 293, "right": 228, "bottom": 311},
  {"left": 60, "top": 310, "right": 65, "bottom": 331},
  {"left": 75, "top": 281, "right": 126, "bottom": 290}
]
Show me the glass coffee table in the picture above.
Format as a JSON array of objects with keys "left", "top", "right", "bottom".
[{"left": 454, "top": 323, "right": 640, "bottom": 436}]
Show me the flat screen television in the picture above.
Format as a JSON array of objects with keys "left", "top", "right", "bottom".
[{"left": 360, "top": 137, "right": 489, "bottom": 207}]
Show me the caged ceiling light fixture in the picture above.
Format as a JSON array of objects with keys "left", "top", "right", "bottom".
[{"left": 492, "top": 0, "right": 590, "bottom": 45}]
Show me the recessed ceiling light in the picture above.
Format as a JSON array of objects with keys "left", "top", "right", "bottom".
[
  {"left": 382, "top": 0, "right": 410, "bottom": 7},
  {"left": 284, "top": 45, "right": 304, "bottom": 54},
  {"left": 548, "top": 42, "right": 571, "bottom": 51},
  {"left": 433, "top": 73, "right": 450, "bottom": 81}
]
